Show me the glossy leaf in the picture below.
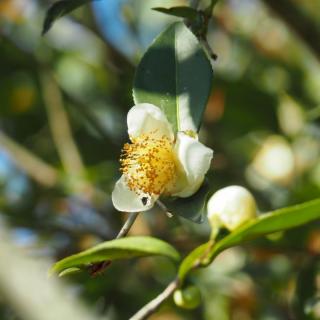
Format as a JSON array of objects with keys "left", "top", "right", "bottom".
[
  {"left": 152, "top": 7, "right": 198, "bottom": 20},
  {"left": 133, "top": 22, "right": 213, "bottom": 133},
  {"left": 51, "top": 236, "right": 180, "bottom": 275},
  {"left": 42, "top": 0, "right": 95, "bottom": 35},
  {"left": 179, "top": 198, "right": 320, "bottom": 282},
  {"left": 161, "top": 180, "right": 210, "bottom": 223}
]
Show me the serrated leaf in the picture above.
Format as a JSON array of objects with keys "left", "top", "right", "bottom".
[
  {"left": 178, "top": 198, "right": 320, "bottom": 282},
  {"left": 161, "top": 180, "right": 210, "bottom": 223},
  {"left": 42, "top": 0, "right": 95, "bottom": 35},
  {"left": 51, "top": 236, "right": 180, "bottom": 275},
  {"left": 152, "top": 6, "right": 198, "bottom": 20},
  {"left": 133, "top": 22, "right": 213, "bottom": 133}
]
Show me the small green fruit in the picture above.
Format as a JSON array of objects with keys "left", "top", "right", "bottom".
[{"left": 173, "top": 285, "right": 201, "bottom": 309}]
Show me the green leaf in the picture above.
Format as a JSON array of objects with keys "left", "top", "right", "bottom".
[
  {"left": 161, "top": 180, "right": 210, "bottom": 223},
  {"left": 42, "top": 0, "right": 95, "bottom": 35},
  {"left": 58, "top": 267, "right": 82, "bottom": 277},
  {"left": 133, "top": 22, "right": 213, "bottom": 133},
  {"left": 152, "top": 7, "right": 198, "bottom": 20},
  {"left": 178, "top": 198, "right": 320, "bottom": 282},
  {"left": 51, "top": 236, "right": 180, "bottom": 275}
]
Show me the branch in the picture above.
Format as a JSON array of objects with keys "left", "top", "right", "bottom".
[
  {"left": 130, "top": 278, "right": 179, "bottom": 320},
  {"left": 0, "top": 131, "right": 59, "bottom": 187},
  {"left": 116, "top": 212, "right": 139, "bottom": 239},
  {"left": 88, "top": 212, "right": 140, "bottom": 276},
  {"left": 40, "top": 71, "right": 85, "bottom": 177},
  {"left": 261, "top": 0, "right": 320, "bottom": 62},
  {"left": 0, "top": 130, "right": 107, "bottom": 207}
]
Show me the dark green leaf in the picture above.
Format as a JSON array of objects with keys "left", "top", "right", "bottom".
[
  {"left": 161, "top": 180, "right": 210, "bottom": 223},
  {"left": 51, "top": 236, "right": 180, "bottom": 275},
  {"left": 42, "top": 0, "right": 94, "bottom": 35},
  {"left": 178, "top": 198, "right": 320, "bottom": 282},
  {"left": 152, "top": 7, "right": 198, "bottom": 20},
  {"left": 133, "top": 22, "right": 213, "bottom": 133}
]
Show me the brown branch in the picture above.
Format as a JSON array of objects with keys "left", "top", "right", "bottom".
[
  {"left": 130, "top": 278, "right": 179, "bottom": 320},
  {"left": 261, "top": 0, "right": 320, "bottom": 62}
]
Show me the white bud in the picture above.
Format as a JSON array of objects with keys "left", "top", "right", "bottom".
[{"left": 207, "top": 186, "right": 257, "bottom": 231}]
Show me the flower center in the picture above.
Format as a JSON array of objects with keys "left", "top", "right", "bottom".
[{"left": 120, "top": 133, "right": 176, "bottom": 196}]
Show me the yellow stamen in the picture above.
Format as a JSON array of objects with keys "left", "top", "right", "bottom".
[{"left": 120, "top": 133, "right": 176, "bottom": 196}]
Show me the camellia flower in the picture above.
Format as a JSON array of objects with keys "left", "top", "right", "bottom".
[{"left": 112, "top": 103, "right": 213, "bottom": 212}]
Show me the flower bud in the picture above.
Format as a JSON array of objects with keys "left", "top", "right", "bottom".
[
  {"left": 207, "top": 186, "right": 257, "bottom": 231},
  {"left": 249, "top": 135, "right": 295, "bottom": 186},
  {"left": 173, "top": 285, "right": 201, "bottom": 309}
]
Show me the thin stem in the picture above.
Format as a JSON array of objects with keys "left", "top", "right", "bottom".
[
  {"left": 0, "top": 131, "right": 59, "bottom": 188},
  {"left": 116, "top": 212, "right": 139, "bottom": 239},
  {"left": 40, "top": 71, "right": 85, "bottom": 177},
  {"left": 200, "top": 37, "right": 218, "bottom": 61},
  {"left": 130, "top": 278, "right": 179, "bottom": 320},
  {"left": 89, "top": 212, "right": 140, "bottom": 276},
  {"left": 156, "top": 200, "right": 173, "bottom": 218}
]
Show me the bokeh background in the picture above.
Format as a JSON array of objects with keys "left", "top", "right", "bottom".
[{"left": 1, "top": 0, "right": 320, "bottom": 319}]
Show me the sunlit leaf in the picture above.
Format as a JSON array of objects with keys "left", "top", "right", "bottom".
[
  {"left": 178, "top": 198, "right": 320, "bottom": 282},
  {"left": 51, "top": 236, "right": 180, "bottom": 275},
  {"left": 133, "top": 22, "right": 213, "bottom": 133}
]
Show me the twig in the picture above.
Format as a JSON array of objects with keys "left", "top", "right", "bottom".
[
  {"left": 116, "top": 212, "right": 139, "bottom": 239},
  {"left": 0, "top": 131, "right": 59, "bottom": 187},
  {"left": 130, "top": 278, "right": 179, "bottom": 320},
  {"left": 89, "top": 212, "right": 140, "bottom": 276},
  {"left": 156, "top": 200, "right": 173, "bottom": 218},
  {"left": 40, "top": 71, "right": 85, "bottom": 177},
  {"left": 200, "top": 37, "right": 218, "bottom": 61},
  {"left": 261, "top": 0, "right": 320, "bottom": 62},
  {"left": 0, "top": 131, "right": 107, "bottom": 207}
]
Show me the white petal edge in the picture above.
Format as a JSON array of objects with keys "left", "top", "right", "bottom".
[
  {"left": 173, "top": 132, "right": 213, "bottom": 197},
  {"left": 127, "top": 103, "right": 174, "bottom": 141},
  {"left": 112, "top": 175, "right": 157, "bottom": 212}
]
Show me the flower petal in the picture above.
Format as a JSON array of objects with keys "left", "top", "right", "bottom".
[
  {"left": 127, "top": 103, "right": 174, "bottom": 141},
  {"left": 112, "top": 175, "right": 156, "bottom": 212},
  {"left": 173, "top": 132, "right": 213, "bottom": 197}
]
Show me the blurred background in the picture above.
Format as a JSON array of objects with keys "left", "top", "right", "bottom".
[{"left": 1, "top": 0, "right": 320, "bottom": 319}]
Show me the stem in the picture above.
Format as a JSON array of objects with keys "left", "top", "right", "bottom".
[
  {"left": 116, "top": 212, "right": 139, "bottom": 239},
  {"left": 40, "top": 71, "right": 85, "bottom": 177},
  {"left": 156, "top": 200, "right": 173, "bottom": 218},
  {"left": 89, "top": 212, "right": 139, "bottom": 276},
  {"left": 0, "top": 131, "right": 59, "bottom": 188},
  {"left": 130, "top": 278, "right": 179, "bottom": 320}
]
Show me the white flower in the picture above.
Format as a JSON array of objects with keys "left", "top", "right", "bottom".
[
  {"left": 112, "top": 103, "right": 213, "bottom": 212},
  {"left": 207, "top": 186, "right": 257, "bottom": 231}
]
